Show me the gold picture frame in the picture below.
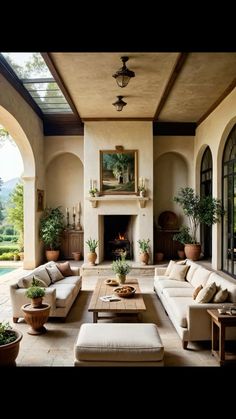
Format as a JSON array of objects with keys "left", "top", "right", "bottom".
[
  {"left": 100, "top": 149, "right": 138, "bottom": 195},
  {"left": 37, "top": 189, "right": 44, "bottom": 212}
]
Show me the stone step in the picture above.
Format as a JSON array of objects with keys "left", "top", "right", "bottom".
[{"left": 80, "top": 262, "right": 163, "bottom": 276}]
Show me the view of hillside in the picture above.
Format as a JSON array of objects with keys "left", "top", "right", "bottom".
[{"left": 0, "top": 177, "right": 21, "bottom": 203}]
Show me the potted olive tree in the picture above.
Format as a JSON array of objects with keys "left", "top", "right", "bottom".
[
  {"left": 0, "top": 321, "right": 23, "bottom": 366},
  {"left": 174, "top": 187, "right": 224, "bottom": 261},
  {"left": 39, "top": 207, "right": 65, "bottom": 261}
]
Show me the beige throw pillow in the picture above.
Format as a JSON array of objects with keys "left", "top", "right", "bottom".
[
  {"left": 195, "top": 282, "right": 217, "bottom": 303},
  {"left": 22, "top": 275, "right": 47, "bottom": 288},
  {"left": 168, "top": 264, "right": 189, "bottom": 281},
  {"left": 212, "top": 288, "right": 228, "bottom": 303},
  {"left": 192, "top": 284, "right": 203, "bottom": 300},
  {"left": 46, "top": 265, "right": 64, "bottom": 283},
  {"left": 165, "top": 259, "right": 186, "bottom": 276}
]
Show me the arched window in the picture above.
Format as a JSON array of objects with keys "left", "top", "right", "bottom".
[
  {"left": 200, "top": 147, "right": 213, "bottom": 258},
  {"left": 222, "top": 124, "right": 236, "bottom": 277}
]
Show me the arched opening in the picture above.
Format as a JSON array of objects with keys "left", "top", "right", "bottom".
[
  {"left": 154, "top": 152, "right": 188, "bottom": 259},
  {"left": 46, "top": 152, "right": 84, "bottom": 227},
  {"left": 0, "top": 106, "right": 36, "bottom": 268},
  {"left": 222, "top": 124, "right": 236, "bottom": 277},
  {"left": 200, "top": 147, "right": 213, "bottom": 258}
]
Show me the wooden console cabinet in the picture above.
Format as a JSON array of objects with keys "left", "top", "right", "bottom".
[
  {"left": 61, "top": 230, "right": 84, "bottom": 259},
  {"left": 155, "top": 229, "right": 183, "bottom": 260}
]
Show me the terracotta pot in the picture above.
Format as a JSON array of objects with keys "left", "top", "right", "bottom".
[
  {"left": 72, "top": 252, "right": 81, "bottom": 261},
  {"left": 184, "top": 244, "right": 201, "bottom": 261},
  {"left": 0, "top": 329, "right": 23, "bottom": 366},
  {"left": 46, "top": 250, "right": 60, "bottom": 262},
  {"left": 87, "top": 252, "right": 97, "bottom": 265},
  {"left": 139, "top": 252, "right": 149, "bottom": 265},
  {"left": 31, "top": 297, "right": 43, "bottom": 308},
  {"left": 22, "top": 303, "right": 51, "bottom": 335},
  {"left": 177, "top": 250, "right": 185, "bottom": 260}
]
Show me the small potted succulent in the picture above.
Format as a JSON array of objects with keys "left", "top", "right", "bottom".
[
  {"left": 0, "top": 321, "right": 23, "bottom": 366},
  {"left": 138, "top": 186, "right": 146, "bottom": 197}
]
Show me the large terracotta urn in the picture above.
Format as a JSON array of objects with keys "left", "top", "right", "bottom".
[
  {"left": 46, "top": 250, "right": 60, "bottom": 262},
  {"left": 184, "top": 244, "right": 201, "bottom": 261}
]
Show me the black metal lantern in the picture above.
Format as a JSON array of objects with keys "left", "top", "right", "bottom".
[
  {"left": 112, "top": 96, "right": 127, "bottom": 111},
  {"left": 112, "top": 56, "right": 135, "bottom": 88}
]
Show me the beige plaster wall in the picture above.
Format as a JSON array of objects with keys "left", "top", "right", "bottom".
[
  {"left": 195, "top": 86, "right": 236, "bottom": 270},
  {"left": 0, "top": 74, "right": 45, "bottom": 268},
  {"left": 153, "top": 136, "right": 194, "bottom": 228},
  {"left": 46, "top": 152, "right": 84, "bottom": 227},
  {"left": 84, "top": 121, "right": 153, "bottom": 263}
]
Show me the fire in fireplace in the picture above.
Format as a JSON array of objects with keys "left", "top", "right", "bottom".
[{"left": 104, "top": 215, "right": 132, "bottom": 260}]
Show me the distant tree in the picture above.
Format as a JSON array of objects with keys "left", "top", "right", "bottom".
[
  {"left": 0, "top": 177, "right": 3, "bottom": 223},
  {"left": 6, "top": 183, "right": 24, "bottom": 250}
]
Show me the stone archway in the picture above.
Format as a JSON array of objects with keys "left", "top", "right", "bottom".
[{"left": 0, "top": 106, "right": 36, "bottom": 268}]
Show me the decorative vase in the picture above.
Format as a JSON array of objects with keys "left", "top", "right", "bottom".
[
  {"left": 140, "top": 252, "right": 149, "bottom": 265},
  {"left": 72, "top": 251, "right": 81, "bottom": 261},
  {"left": 87, "top": 252, "right": 97, "bottom": 265},
  {"left": 184, "top": 244, "right": 201, "bottom": 261},
  {"left": 116, "top": 274, "right": 126, "bottom": 284},
  {"left": 46, "top": 250, "right": 60, "bottom": 262}
]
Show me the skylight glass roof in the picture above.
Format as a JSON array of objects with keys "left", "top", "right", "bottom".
[{"left": 1, "top": 53, "right": 73, "bottom": 114}]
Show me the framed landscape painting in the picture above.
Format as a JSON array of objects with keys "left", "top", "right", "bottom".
[{"left": 100, "top": 149, "right": 138, "bottom": 194}]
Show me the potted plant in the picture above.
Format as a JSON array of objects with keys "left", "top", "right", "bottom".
[
  {"left": 0, "top": 321, "right": 23, "bottom": 366},
  {"left": 174, "top": 187, "right": 224, "bottom": 261},
  {"left": 86, "top": 238, "right": 99, "bottom": 265},
  {"left": 25, "top": 277, "right": 46, "bottom": 308},
  {"left": 39, "top": 207, "right": 65, "bottom": 261},
  {"left": 173, "top": 225, "right": 193, "bottom": 259},
  {"left": 138, "top": 186, "right": 146, "bottom": 198},
  {"left": 112, "top": 254, "right": 131, "bottom": 284},
  {"left": 138, "top": 239, "right": 150, "bottom": 265}
]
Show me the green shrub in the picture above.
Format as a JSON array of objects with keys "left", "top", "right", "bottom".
[
  {"left": 86, "top": 238, "right": 99, "bottom": 252},
  {"left": 25, "top": 278, "right": 45, "bottom": 299},
  {"left": 137, "top": 239, "right": 150, "bottom": 253},
  {"left": 0, "top": 246, "right": 19, "bottom": 255},
  {"left": 4, "top": 227, "right": 14, "bottom": 235},
  {"left": 0, "top": 252, "right": 15, "bottom": 260},
  {"left": 0, "top": 235, "right": 18, "bottom": 242},
  {"left": 0, "top": 322, "right": 17, "bottom": 346}
]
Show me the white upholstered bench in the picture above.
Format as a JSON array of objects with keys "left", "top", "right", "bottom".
[{"left": 74, "top": 323, "right": 164, "bottom": 366}]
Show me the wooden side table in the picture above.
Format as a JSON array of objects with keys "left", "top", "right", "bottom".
[
  {"left": 21, "top": 303, "right": 51, "bottom": 335},
  {"left": 207, "top": 309, "right": 236, "bottom": 366}
]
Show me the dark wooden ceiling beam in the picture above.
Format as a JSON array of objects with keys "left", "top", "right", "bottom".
[
  {"left": 153, "top": 122, "right": 196, "bottom": 136},
  {"left": 0, "top": 55, "right": 43, "bottom": 120},
  {"left": 197, "top": 77, "right": 236, "bottom": 126},
  {"left": 41, "top": 53, "right": 82, "bottom": 124},
  {"left": 153, "top": 52, "right": 188, "bottom": 121}
]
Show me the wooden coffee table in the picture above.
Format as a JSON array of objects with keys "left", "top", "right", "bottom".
[{"left": 88, "top": 278, "right": 146, "bottom": 323}]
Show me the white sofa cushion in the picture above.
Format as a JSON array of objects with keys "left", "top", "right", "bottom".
[
  {"left": 163, "top": 288, "right": 193, "bottom": 298},
  {"left": 190, "top": 267, "right": 212, "bottom": 288},
  {"left": 75, "top": 323, "right": 164, "bottom": 362},
  {"left": 49, "top": 283, "right": 75, "bottom": 308},
  {"left": 22, "top": 275, "right": 47, "bottom": 288},
  {"left": 185, "top": 261, "right": 200, "bottom": 283},
  {"left": 163, "top": 296, "right": 194, "bottom": 328},
  {"left": 155, "top": 278, "right": 192, "bottom": 293}
]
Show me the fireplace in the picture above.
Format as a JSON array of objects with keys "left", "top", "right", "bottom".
[{"left": 104, "top": 215, "right": 133, "bottom": 260}]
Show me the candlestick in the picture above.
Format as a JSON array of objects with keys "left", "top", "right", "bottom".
[
  {"left": 66, "top": 211, "right": 69, "bottom": 228},
  {"left": 73, "top": 206, "right": 76, "bottom": 215},
  {"left": 72, "top": 213, "right": 76, "bottom": 229},
  {"left": 90, "top": 179, "right": 92, "bottom": 190}
]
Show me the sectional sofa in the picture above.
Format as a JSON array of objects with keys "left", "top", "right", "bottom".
[
  {"left": 10, "top": 261, "right": 82, "bottom": 322},
  {"left": 154, "top": 259, "right": 236, "bottom": 349}
]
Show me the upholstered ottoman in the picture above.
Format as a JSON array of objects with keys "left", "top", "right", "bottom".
[{"left": 74, "top": 323, "right": 164, "bottom": 366}]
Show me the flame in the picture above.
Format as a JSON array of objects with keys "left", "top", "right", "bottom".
[{"left": 118, "top": 233, "right": 125, "bottom": 240}]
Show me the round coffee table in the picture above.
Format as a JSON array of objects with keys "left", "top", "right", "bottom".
[{"left": 21, "top": 303, "right": 51, "bottom": 335}]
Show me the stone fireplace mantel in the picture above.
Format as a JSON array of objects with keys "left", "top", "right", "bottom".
[{"left": 87, "top": 196, "right": 150, "bottom": 208}]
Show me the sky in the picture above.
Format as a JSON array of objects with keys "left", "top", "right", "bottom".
[{"left": 0, "top": 141, "right": 23, "bottom": 182}]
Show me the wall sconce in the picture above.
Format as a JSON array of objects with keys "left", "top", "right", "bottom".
[
  {"left": 112, "top": 96, "right": 127, "bottom": 112},
  {"left": 112, "top": 56, "right": 135, "bottom": 88}
]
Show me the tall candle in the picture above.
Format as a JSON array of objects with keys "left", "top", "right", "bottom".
[
  {"left": 77, "top": 202, "right": 80, "bottom": 214},
  {"left": 90, "top": 179, "right": 92, "bottom": 189},
  {"left": 66, "top": 207, "right": 69, "bottom": 214},
  {"left": 73, "top": 206, "right": 76, "bottom": 215}
]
